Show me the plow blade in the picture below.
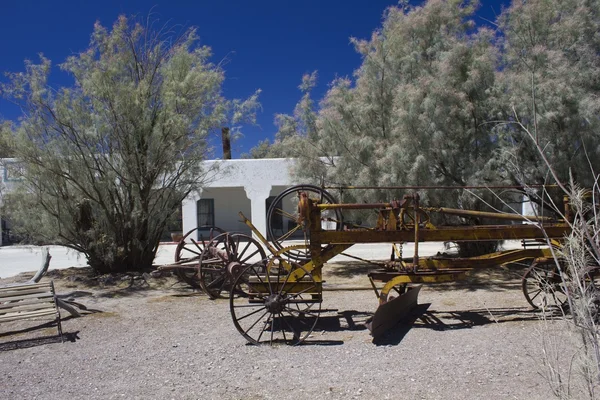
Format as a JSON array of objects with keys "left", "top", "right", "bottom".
[{"left": 367, "top": 285, "right": 421, "bottom": 338}]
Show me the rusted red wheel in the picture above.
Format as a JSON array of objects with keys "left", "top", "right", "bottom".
[
  {"left": 173, "top": 226, "right": 224, "bottom": 288},
  {"left": 522, "top": 259, "right": 568, "bottom": 310},
  {"left": 199, "top": 232, "right": 267, "bottom": 299}
]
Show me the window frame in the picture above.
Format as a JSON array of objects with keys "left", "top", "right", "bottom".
[{"left": 196, "top": 198, "right": 215, "bottom": 228}]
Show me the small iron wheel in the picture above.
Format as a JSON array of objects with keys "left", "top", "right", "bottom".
[
  {"left": 522, "top": 259, "right": 568, "bottom": 310},
  {"left": 399, "top": 208, "right": 431, "bottom": 229},
  {"left": 266, "top": 184, "right": 342, "bottom": 262},
  {"left": 379, "top": 282, "right": 408, "bottom": 304},
  {"left": 174, "top": 226, "right": 224, "bottom": 288},
  {"left": 230, "top": 262, "right": 322, "bottom": 345},
  {"left": 199, "top": 232, "right": 267, "bottom": 299}
]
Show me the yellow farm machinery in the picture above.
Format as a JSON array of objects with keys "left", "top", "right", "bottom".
[{"left": 164, "top": 184, "right": 584, "bottom": 345}]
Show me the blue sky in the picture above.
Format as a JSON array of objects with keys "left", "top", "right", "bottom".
[{"left": 0, "top": 0, "right": 509, "bottom": 158}]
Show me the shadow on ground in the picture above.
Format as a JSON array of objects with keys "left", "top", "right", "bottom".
[
  {"left": 372, "top": 305, "right": 549, "bottom": 346},
  {"left": 0, "top": 327, "right": 80, "bottom": 351},
  {"left": 325, "top": 260, "right": 533, "bottom": 294},
  {"left": 294, "top": 303, "right": 546, "bottom": 347}
]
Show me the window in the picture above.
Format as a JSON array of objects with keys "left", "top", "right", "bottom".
[
  {"left": 3, "top": 161, "right": 24, "bottom": 182},
  {"left": 197, "top": 199, "right": 215, "bottom": 228},
  {"left": 266, "top": 196, "right": 283, "bottom": 240},
  {"left": 266, "top": 196, "right": 283, "bottom": 231}
]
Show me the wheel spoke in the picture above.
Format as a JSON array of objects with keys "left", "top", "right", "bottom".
[
  {"left": 233, "top": 235, "right": 241, "bottom": 260},
  {"left": 244, "top": 310, "right": 270, "bottom": 337},
  {"left": 274, "top": 208, "right": 298, "bottom": 221},
  {"left": 280, "top": 310, "right": 301, "bottom": 342},
  {"left": 256, "top": 313, "right": 273, "bottom": 343},
  {"left": 529, "top": 288, "right": 543, "bottom": 302},
  {"left": 276, "top": 224, "right": 303, "bottom": 243},
  {"left": 234, "top": 303, "right": 268, "bottom": 308},
  {"left": 204, "top": 273, "right": 225, "bottom": 288},
  {"left": 270, "top": 313, "right": 275, "bottom": 345},
  {"left": 237, "top": 241, "right": 252, "bottom": 261},
  {"left": 279, "top": 312, "right": 289, "bottom": 343},
  {"left": 224, "top": 236, "right": 234, "bottom": 262},
  {"left": 278, "top": 265, "right": 293, "bottom": 296},
  {"left": 216, "top": 274, "right": 230, "bottom": 294},
  {"left": 240, "top": 248, "right": 262, "bottom": 264},
  {"left": 190, "top": 238, "right": 204, "bottom": 255},
  {"left": 181, "top": 246, "right": 202, "bottom": 257},
  {"left": 236, "top": 305, "right": 268, "bottom": 322},
  {"left": 288, "top": 283, "right": 317, "bottom": 298},
  {"left": 283, "top": 272, "right": 310, "bottom": 295},
  {"left": 283, "top": 305, "right": 320, "bottom": 319}
]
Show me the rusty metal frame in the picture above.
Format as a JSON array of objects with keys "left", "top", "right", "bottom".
[{"left": 305, "top": 195, "right": 570, "bottom": 289}]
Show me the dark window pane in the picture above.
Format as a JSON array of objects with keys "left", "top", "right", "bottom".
[{"left": 197, "top": 199, "right": 215, "bottom": 227}]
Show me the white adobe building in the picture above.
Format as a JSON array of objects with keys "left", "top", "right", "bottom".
[{"left": 0, "top": 158, "right": 299, "bottom": 246}]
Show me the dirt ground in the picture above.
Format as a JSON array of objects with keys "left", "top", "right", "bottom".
[{"left": 0, "top": 262, "right": 571, "bottom": 400}]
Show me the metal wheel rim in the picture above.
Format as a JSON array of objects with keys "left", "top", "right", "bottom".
[
  {"left": 230, "top": 262, "right": 321, "bottom": 345},
  {"left": 522, "top": 260, "right": 568, "bottom": 310}
]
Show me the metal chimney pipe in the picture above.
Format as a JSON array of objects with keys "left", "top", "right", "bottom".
[{"left": 221, "top": 127, "right": 232, "bottom": 160}]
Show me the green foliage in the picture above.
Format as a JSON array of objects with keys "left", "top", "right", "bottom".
[
  {"left": 496, "top": 0, "right": 600, "bottom": 189},
  {"left": 0, "top": 122, "right": 14, "bottom": 158},
  {"left": 0, "top": 16, "right": 259, "bottom": 273}
]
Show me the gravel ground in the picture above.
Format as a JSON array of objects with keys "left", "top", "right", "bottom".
[{"left": 0, "top": 264, "right": 564, "bottom": 400}]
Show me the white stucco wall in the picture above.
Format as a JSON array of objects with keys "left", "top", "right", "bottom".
[
  {"left": 181, "top": 158, "right": 296, "bottom": 241},
  {"left": 0, "top": 159, "right": 21, "bottom": 246},
  {"left": 201, "top": 187, "right": 252, "bottom": 235}
]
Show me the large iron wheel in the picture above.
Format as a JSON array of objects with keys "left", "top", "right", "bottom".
[
  {"left": 230, "top": 261, "right": 322, "bottom": 345},
  {"left": 522, "top": 259, "right": 568, "bottom": 310},
  {"left": 199, "top": 232, "right": 267, "bottom": 299},
  {"left": 266, "top": 184, "right": 342, "bottom": 262},
  {"left": 174, "top": 226, "right": 224, "bottom": 288}
]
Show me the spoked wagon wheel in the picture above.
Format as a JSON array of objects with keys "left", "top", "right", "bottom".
[
  {"left": 522, "top": 258, "right": 568, "bottom": 310},
  {"left": 174, "top": 226, "right": 224, "bottom": 288},
  {"left": 266, "top": 184, "right": 342, "bottom": 262},
  {"left": 265, "top": 252, "right": 319, "bottom": 314},
  {"left": 199, "top": 232, "right": 267, "bottom": 299},
  {"left": 230, "top": 261, "right": 322, "bottom": 345}
]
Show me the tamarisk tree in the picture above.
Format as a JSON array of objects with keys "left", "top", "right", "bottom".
[
  {"left": 496, "top": 0, "right": 600, "bottom": 190},
  {"left": 261, "top": 1, "right": 500, "bottom": 211},
  {"left": 0, "top": 16, "right": 259, "bottom": 273}
]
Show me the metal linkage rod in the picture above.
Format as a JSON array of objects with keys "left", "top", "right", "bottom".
[
  {"left": 323, "top": 184, "right": 558, "bottom": 190},
  {"left": 316, "top": 203, "right": 557, "bottom": 223}
]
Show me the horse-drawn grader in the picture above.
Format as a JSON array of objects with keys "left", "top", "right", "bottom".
[{"left": 162, "top": 184, "right": 577, "bottom": 345}]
